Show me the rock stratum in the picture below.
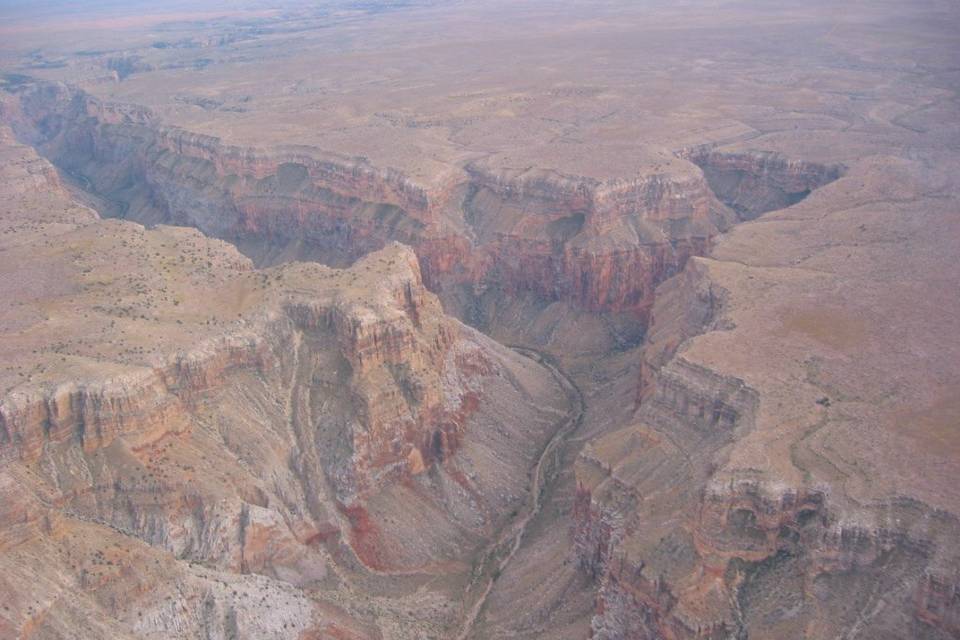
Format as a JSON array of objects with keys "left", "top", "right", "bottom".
[
  {"left": 2, "top": 79, "right": 842, "bottom": 354},
  {"left": 1, "top": 1, "right": 959, "bottom": 639},
  {"left": 0, "top": 130, "right": 570, "bottom": 638},
  {"left": 572, "top": 156, "right": 960, "bottom": 638}
]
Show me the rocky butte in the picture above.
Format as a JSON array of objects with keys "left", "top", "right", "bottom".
[{"left": 0, "top": 1, "right": 959, "bottom": 639}]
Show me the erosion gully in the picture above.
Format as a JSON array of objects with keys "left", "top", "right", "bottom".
[
  {"left": 53, "top": 156, "right": 590, "bottom": 638},
  {"left": 455, "top": 346, "right": 585, "bottom": 640}
]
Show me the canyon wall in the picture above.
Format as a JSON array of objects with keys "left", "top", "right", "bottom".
[
  {"left": 681, "top": 148, "right": 844, "bottom": 221},
  {"left": 3, "top": 80, "right": 839, "bottom": 344},
  {"left": 0, "top": 132, "right": 569, "bottom": 638},
  {"left": 572, "top": 253, "right": 960, "bottom": 639}
]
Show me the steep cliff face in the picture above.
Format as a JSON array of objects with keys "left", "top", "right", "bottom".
[
  {"left": 7, "top": 80, "right": 718, "bottom": 325},
  {"left": 681, "top": 148, "right": 845, "bottom": 221},
  {"left": 6, "top": 81, "right": 434, "bottom": 260},
  {"left": 571, "top": 150, "right": 960, "bottom": 639},
  {"left": 576, "top": 393, "right": 960, "bottom": 639},
  {"left": 0, "top": 132, "right": 569, "bottom": 639},
  {"left": 443, "top": 161, "right": 731, "bottom": 320},
  {"left": 0, "top": 251, "right": 479, "bottom": 500},
  {"left": 3, "top": 80, "right": 840, "bottom": 343},
  {"left": 1, "top": 1, "right": 958, "bottom": 638}
]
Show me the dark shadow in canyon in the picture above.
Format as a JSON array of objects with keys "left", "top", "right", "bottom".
[{"left": 3, "top": 75, "right": 844, "bottom": 355}]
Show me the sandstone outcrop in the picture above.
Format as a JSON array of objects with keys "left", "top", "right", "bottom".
[
  {"left": 682, "top": 148, "right": 844, "bottom": 221},
  {"left": 4, "top": 80, "right": 839, "bottom": 348},
  {"left": 0, "top": 131, "right": 569, "bottom": 638},
  {"left": 2, "top": 2, "right": 959, "bottom": 638},
  {"left": 572, "top": 150, "right": 960, "bottom": 638}
]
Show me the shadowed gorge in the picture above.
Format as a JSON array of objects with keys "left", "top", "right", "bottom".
[
  {"left": 2, "top": 77, "right": 843, "bottom": 350},
  {"left": 1, "top": 1, "right": 959, "bottom": 639}
]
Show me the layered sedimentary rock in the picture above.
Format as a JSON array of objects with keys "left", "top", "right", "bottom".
[
  {"left": 1, "top": 2, "right": 959, "bottom": 639},
  {"left": 0, "top": 74, "right": 853, "bottom": 640},
  {"left": 447, "top": 160, "right": 729, "bottom": 314},
  {"left": 682, "top": 148, "right": 844, "bottom": 220},
  {"left": 572, "top": 151, "right": 960, "bottom": 639},
  {"left": 3, "top": 80, "right": 836, "bottom": 344},
  {"left": 0, "top": 131, "right": 569, "bottom": 638}
]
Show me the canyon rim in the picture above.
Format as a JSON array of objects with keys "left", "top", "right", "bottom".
[{"left": 1, "top": 1, "right": 959, "bottom": 639}]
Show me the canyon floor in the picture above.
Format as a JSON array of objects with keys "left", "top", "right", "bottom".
[{"left": 1, "top": 1, "right": 959, "bottom": 639}]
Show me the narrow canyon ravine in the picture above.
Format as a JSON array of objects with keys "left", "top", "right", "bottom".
[
  {"left": 44, "top": 121, "right": 598, "bottom": 634},
  {"left": 456, "top": 347, "right": 585, "bottom": 639}
]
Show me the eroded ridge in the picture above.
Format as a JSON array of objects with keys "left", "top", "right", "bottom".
[
  {"left": 573, "top": 172, "right": 960, "bottom": 637},
  {"left": 3, "top": 78, "right": 841, "bottom": 351},
  {"left": 1, "top": 1, "right": 958, "bottom": 638},
  {"left": 0, "top": 131, "right": 570, "bottom": 638}
]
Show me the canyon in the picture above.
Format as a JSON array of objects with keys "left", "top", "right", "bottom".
[
  {"left": 0, "top": 127, "right": 573, "bottom": 637},
  {"left": 1, "top": 1, "right": 959, "bottom": 639}
]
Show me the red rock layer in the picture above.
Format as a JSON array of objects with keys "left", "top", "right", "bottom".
[
  {"left": 574, "top": 477, "right": 959, "bottom": 639},
  {"left": 4, "top": 81, "right": 747, "bottom": 326},
  {"left": 0, "top": 246, "right": 471, "bottom": 497},
  {"left": 573, "top": 258, "right": 959, "bottom": 639}
]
